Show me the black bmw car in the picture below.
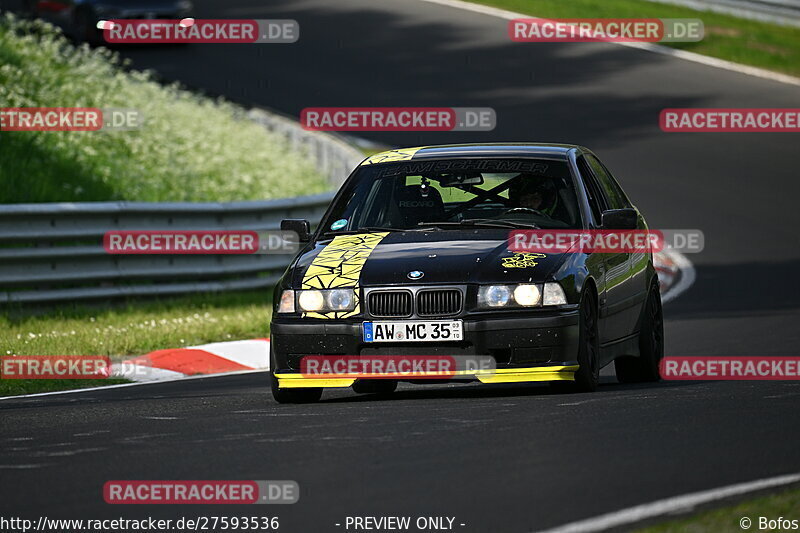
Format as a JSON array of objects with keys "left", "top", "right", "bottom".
[
  {"left": 19, "top": 0, "right": 193, "bottom": 43},
  {"left": 270, "top": 143, "right": 664, "bottom": 403}
]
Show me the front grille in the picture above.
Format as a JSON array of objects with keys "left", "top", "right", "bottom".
[
  {"left": 417, "top": 289, "right": 462, "bottom": 317},
  {"left": 368, "top": 291, "right": 412, "bottom": 317}
]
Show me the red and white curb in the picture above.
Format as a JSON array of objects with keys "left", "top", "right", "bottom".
[
  {"left": 655, "top": 251, "right": 679, "bottom": 294},
  {"left": 113, "top": 339, "right": 270, "bottom": 382},
  {"left": 656, "top": 248, "right": 695, "bottom": 304}
]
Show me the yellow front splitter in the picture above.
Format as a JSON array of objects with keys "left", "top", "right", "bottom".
[
  {"left": 476, "top": 365, "right": 578, "bottom": 383},
  {"left": 274, "top": 365, "right": 579, "bottom": 388}
]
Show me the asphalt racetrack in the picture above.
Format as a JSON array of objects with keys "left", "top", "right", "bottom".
[{"left": 3, "top": 1, "right": 800, "bottom": 531}]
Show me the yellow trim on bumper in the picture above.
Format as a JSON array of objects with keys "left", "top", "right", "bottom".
[
  {"left": 274, "top": 374, "right": 356, "bottom": 388},
  {"left": 274, "top": 365, "right": 578, "bottom": 388},
  {"left": 474, "top": 365, "right": 578, "bottom": 383}
]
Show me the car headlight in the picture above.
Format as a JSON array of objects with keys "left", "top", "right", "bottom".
[
  {"left": 277, "top": 290, "right": 295, "bottom": 313},
  {"left": 298, "top": 290, "right": 325, "bottom": 311},
  {"left": 479, "top": 285, "right": 512, "bottom": 307},
  {"left": 543, "top": 282, "right": 568, "bottom": 306},
  {"left": 296, "top": 289, "right": 357, "bottom": 312},
  {"left": 478, "top": 283, "right": 567, "bottom": 309},
  {"left": 513, "top": 284, "right": 541, "bottom": 306},
  {"left": 326, "top": 289, "right": 354, "bottom": 311}
]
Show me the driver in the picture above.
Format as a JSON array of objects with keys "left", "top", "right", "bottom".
[{"left": 508, "top": 178, "right": 557, "bottom": 216}]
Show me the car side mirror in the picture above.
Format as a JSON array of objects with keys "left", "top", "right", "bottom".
[
  {"left": 601, "top": 208, "right": 638, "bottom": 230},
  {"left": 281, "top": 219, "right": 311, "bottom": 242}
]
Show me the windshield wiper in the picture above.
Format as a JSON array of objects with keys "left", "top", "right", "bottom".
[{"left": 418, "top": 219, "right": 540, "bottom": 229}]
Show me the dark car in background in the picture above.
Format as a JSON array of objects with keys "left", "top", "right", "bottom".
[
  {"left": 269, "top": 143, "right": 665, "bottom": 403},
  {"left": 13, "top": 0, "right": 192, "bottom": 43}
]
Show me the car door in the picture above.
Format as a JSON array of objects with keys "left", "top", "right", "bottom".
[
  {"left": 577, "top": 155, "right": 631, "bottom": 344},
  {"left": 588, "top": 155, "right": 650, "bottom": 331},
  {"left": 585, "top": 154, "right": 648, "bottom": 338}
]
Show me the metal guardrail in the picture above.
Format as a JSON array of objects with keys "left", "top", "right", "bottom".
[
  {"left": 0, "top": 102, "right": 366, "bottom": 304},
  {"left": 248, "top": 108, "right": 364, "bottom": 186},
  {"left": 0, "top": 193, "right": 335, "bottom": 304}
]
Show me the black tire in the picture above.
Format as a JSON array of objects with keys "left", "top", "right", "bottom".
[
  {"left": 269, "top": 347, "right": 322, "bottom": 404},
  {"left": 615, "top": 283, "right": 664, "bottom": 383},
  {"left": 553, "top": 290, "right": 600, "bottom": 393},
  {"left": 23, "top": 0, "right": 38, "bottom": 17},
  {"left": 73, "top": 10, "right": 101, "bottom": 45},
  {"left": 352, "top": 379, "right": 398, "bottom": 395},
  {"left": 573, "top": 290, "right": 600, "bottom": 392}
]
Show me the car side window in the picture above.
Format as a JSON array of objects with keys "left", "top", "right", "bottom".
[
  {"left": 597, "top": 157, "right": 631, "bottom": 208},
  {"left": 577, "top": 155, "right": 607, "bottom": 225},
  {"left": 586, "top": 154, "right": 629, "bottom": 209}
]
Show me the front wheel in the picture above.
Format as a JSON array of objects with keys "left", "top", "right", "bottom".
[
  {"left": 615, "top": 283, "right": 664, "bottom": 383},
  {"left": 552, "top": 290, "right": 599, "bottom": 393},
  {"left": 573, "top": 291, "right": 600, "bottom": 392},
  {"left": 73, "top": 11, "right": 98, "bottom": 44},
  {"left": 270, "top": 371, "right": 323, "bottom": 403},
  {"left": 269, "top": 347, "right": 322, "bottom": 404}
]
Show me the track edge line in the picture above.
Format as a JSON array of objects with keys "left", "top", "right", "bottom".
[
  {"left": 0, "top": 369, "right": 268, "bottom": 401},
  {"left": 532, "top": 472, "right": 800, "bottom": 533},
  {"left": 416, "top": 0, "right": 800, "bottom": 87}
]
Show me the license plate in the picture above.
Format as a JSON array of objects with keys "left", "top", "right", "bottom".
[{"left": 363, "top": 321, "right": 463, "bottom": 343}]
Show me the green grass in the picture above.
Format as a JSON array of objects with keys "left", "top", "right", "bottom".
[
  {"left": 0, "top": 13, "right": 328, "bottom": 203},
  {"left": 1, "top": 291, "right": 272, "bottom": 357},
  {"left": 0, "top": 290, "right": 272, "bottom": 396},
  {"left": 474, "top": 0, "right": 800, "bottom": 77},
  {"left": 637, "top": 486, "right": 800, "bottom": 532}
]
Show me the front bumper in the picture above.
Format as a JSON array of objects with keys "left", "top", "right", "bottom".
[{"left": 271, "top": 309, "right": 580, "bottom": 388}]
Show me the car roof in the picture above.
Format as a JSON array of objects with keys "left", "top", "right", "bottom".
[{"left": 360, "top": 143, "right": 589, "bottom": 165}]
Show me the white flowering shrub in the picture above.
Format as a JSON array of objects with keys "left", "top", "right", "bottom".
[{"left": 0, "top": 14, "right": 326, "bottom": 203}]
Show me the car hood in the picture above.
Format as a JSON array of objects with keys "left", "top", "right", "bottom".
[{"left": 292, "top": 230, "right": 566, "bottom": 287}]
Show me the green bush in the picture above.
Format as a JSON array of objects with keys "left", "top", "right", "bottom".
[{"left": 0, "top": 13, "right": 327, "bottom": 203}]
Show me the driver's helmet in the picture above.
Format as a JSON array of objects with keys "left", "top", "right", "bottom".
[{"left": 508, "top": 177, "right": 557, "bottom": 215}]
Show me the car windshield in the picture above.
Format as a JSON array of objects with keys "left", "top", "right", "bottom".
[{"left": 320, "top": 158, "right": 582, "bottom": 234}]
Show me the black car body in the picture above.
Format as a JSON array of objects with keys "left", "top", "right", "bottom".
[
  {"left": 21, "top": 0, "right": 192, "bottom": 43},
  {"left": 270, "top": 144, "right": 664, "bottom": 403}
]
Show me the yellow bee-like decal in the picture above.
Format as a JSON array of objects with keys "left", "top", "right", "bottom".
[{"left": 501, "top": 252, "right": 547, "bottom": 269}]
